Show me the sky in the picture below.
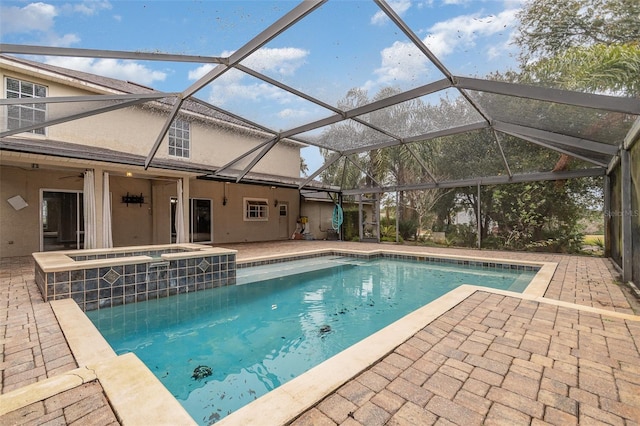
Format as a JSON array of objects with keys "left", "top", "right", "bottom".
[{"left": 1, "top": 0, "right": 525, "bottom": 174}]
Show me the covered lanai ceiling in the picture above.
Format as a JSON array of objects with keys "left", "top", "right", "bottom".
[{"left": 1, "top": 0, "right": 639, "bottom": 194}]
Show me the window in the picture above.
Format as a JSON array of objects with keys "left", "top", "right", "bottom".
[
  {"left": 6, "top": 77, "right": 47, "bottom": 135},
  {"left": 168, "top": 119, "right": 190, "bottom": 158},
  {"left": 244, "top": 198, "right": 268, "bottom": 221}
]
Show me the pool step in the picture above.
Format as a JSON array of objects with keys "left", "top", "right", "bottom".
[{"left": 236, "top": 256, "right": 355, "bottom": 285}]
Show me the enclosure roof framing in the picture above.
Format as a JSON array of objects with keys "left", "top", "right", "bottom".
[
  {"left": 1, "top": 0, "right": 638, "bottom": 193},
  {"left": 341, "top": 167, "right": 606, "bottom": 196}
]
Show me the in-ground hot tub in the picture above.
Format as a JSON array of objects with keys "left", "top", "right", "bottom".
[{"left": 33, "top": 244, "right": 237, "bottom": 311}]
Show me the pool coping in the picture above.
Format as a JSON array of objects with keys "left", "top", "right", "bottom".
[
  {"left": 12, "top": 248, "right": 562, "bottom": 424},
  {"left": 32, "top": 243, "right": 237, "bottom": 273}
]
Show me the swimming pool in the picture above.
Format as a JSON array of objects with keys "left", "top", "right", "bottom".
[{"left": 87, "top": 254, "right": 537, "bottom": 424}]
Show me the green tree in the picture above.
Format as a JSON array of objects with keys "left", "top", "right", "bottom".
[
  {"left": 515, "top": 0, "right": 640, "bottom": 64},
  {"left": 519, "top": 43, "right": 640, "bottom": 96},
  {"left": 300, "top": 156, "right": 309, "bottom": 177}
]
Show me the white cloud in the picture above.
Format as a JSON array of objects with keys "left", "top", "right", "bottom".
[
  {"left": 373, "top": 40, "right": 429, "bottom": 84},
  {"left": 1, "top": 1, "right": 112, "bottom": 45},
  {"left": 371, "top": 0, "right": 412, "bottom": 25},
  {"left": 189, "top": 47, "right": 308, "bottom": 81},
  {"left": 189, "top": 64, "right": 216, "bottom": 81},
  {"left": 67, "top": 1, "right": 112, "bottom": 16},
  {"left": 205, "top": 73, "right": 298, "bottom": 107},
  {"left": 278, "top": 108, "right": 309, "bottom": 120},
  {"left": 424, "top": 9, "right": 518, "bottom": 57},
  {"left": 47, "top": 33, "right": 81, "bottom": 47},
  {"left": 0, "top": 2, "right": 58, "bottom": 35},
  {"left": 188, "top": 47, "right": 309, "bottom": 107},
  {"left": 243, "top": 47, "right": 308, "bottom": 75},
  {"left": 365, "top": 7, "right": 519, "bottom": 90},
  {"left": 45, "top": 57, "right": 167, "bottom": 86}
]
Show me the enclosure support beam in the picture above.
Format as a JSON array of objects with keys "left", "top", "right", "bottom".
[
  {"left": 621, "top": 149, "right": 632, "bottom": 283},
  {"left": 604, "top": 174, "right": 611, "bottom": 258},
  {"left": 338, "top": 193, "right": 344, "bottom": 241},
  {"left": 0, "top": 43, "right": 224, "bottom": 64},
  {"left": 341, "top": 168, "right": 605, "bottom": 195},
  {"left": 214, "top": 137, "right": 277, "bottom": 176},
  {"left": 396, "top": 191, "right": 400, "bottom": 243},
  {"left": 456, "top": 76, "right": 640, "bottom": 115},
  {"left": 236, "top": 137, "right": 280, "bottom": 183},
  {"left": 359, "top": 195, "right": 364, "bottom": 241},
  {"left": 144, "top": 98, "right": 184, "bottom": 169},
  {"left": 299, "top": 152, "right": 342, "bottom": 189},
  {"left": 494, "top": 122, "right": 619, "bottom": 157},
  {"left": 477, "top": 182, "right": 481, "bottom": 249},
  {"left": 493, "top": 130, "right": 512, "bottom": 177},
  {"left": 1, "top": 97, "right": 155, "bottom": 138}
]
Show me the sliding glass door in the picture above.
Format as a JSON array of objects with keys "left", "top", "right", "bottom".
[
  {"left": 171, "top": 198, "right": 212, "bottom": 243},
  {"left": 190, "top": 198, "right": 212, "bottom": 243},
  {"left": 41, "top": 190, "right": 84, "bottom": 251}
]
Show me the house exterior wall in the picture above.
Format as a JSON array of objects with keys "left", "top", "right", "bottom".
[
  {"left": 1, "top": 57, "right": 305, "bottom": 258},
  {"left": 0, "top": 159, "right": 301, "bottom": 257},
  {"left": 0, "top": 165, "right": 84, "bottom": 257},
  {"left": 1, "top": 163, "right": 306, "bottom": 257},
  {"left": 109, "top": 175, "right": 155, "bottom": 246},
  {"left": 300, "top": 201, "right": 336, "bottom": 240},
  {"left": 152, "top": 179, "right": 300, "bottom": 245},
  {"left": 1, "top": 60, "right": 301, "bottom": 177},
  {"left": 301, "top": 200, "right": 373, "bottom": 241}
]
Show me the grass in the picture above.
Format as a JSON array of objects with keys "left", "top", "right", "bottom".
[{"left": 583, "top": 234, "right": 604, "bottom": 246}]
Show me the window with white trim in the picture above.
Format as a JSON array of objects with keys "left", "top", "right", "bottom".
[
  {"left": 244, "top": 198, "right": 269, "bottom": 221},
  {"left": 5, "top": 77, "right": 47, "bottom": 135},
  {"left": 168, "top": 119, "right": 190, "bottom": 158}
]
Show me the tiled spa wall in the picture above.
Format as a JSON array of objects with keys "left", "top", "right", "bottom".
[{"left": 35, "top": 253, "right": 236, "bottom": 311}]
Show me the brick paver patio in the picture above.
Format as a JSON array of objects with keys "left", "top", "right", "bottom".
[
  {"left": 291, "top": 291, "right": 640, "bottom": 425},
  {"left": 2, "top": 241, "right": 639, "bottom": 425}
]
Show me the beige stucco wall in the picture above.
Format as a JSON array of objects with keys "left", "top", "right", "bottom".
[
  {"left": 300, "top": 200, "right": 374, "bottom": 241},
  {"left": 0, "top": 156, "right": 302, "bottom": 257},
  {"left": 1, "top": 58, "right": 309, "bottom": 257},
  {"left": 109, "top": 175, "right": 154, "bottom": 246},
  {"left": 1, "top": 62, "right": 302, "bottom": 178},
  {"left": 0, "top": 165, "right": 84, "bottom": 257},
  {"left": 300, "top": 201, "right": 336, "bottom": 240},
  {"left": 138, "top": 177, "right": 301, "bottom": 245}
]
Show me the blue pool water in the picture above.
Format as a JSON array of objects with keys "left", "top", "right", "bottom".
[{"left": 87, "top": 255, "right": 536, "bottom": 424}]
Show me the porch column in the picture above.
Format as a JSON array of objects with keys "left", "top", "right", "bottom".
[
  {"left": 93, "top": 167, "right": 104, "bottom": 248},
  {"left": 179, "top": 178, "right": 190, "bottom": 243}
]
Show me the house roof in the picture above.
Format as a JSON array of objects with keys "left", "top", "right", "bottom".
[
  {"left": 0, "top": 54, "right": 274, "bottom": 134},
  {"left": 0, "top": 135, "right": 336, "bottom": 190},
  {"left": 1, "top": 1, "right": 639, "bottom": 194}
]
